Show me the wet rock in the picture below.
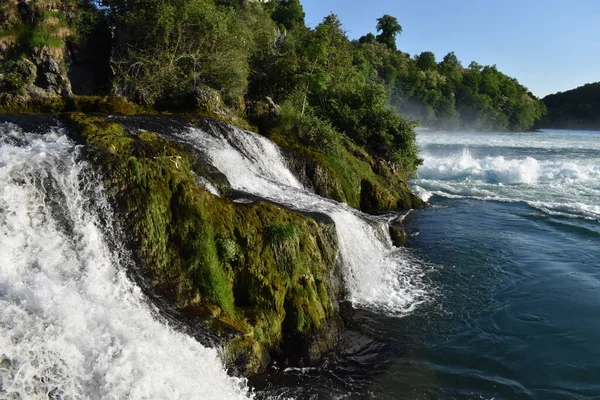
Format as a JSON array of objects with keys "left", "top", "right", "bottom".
[
  {"left": 283, "top": 150, "right": 345, "bottom": 201},
  {"left": 389, "top": 224, "right": 408, "bottom": 247},
  {"left": 265, "top": 96, "right": 281, "bottom": 117},
  {"left": 31, "top": 47, "right": 72, "bottom": 96},
  {"left": 339, "top": 300, "right": 354, "bottom": 326}
]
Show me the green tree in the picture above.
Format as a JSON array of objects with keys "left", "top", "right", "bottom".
[
  {"left": 415, "top": 51, "right": 436, "bottom": 70},
  {"left": 358, "top": 32, "right": 376, "bottom": 44},
  {"left": 272, "top": 0, "right": 305, "bottom": 30},
  {"left": 376, "top": 14, "right": 401, "bottom": 51},
  {"left": 109, "top": 0, "right": 252, "bottom": 106}
]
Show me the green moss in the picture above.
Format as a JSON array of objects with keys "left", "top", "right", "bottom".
[
  {"left": 62, "top": 113, "right": 341, "bottom": 374},
  {"left": 0, "top": 95, "right": 151, "bottom": 115},
  {"left": 272, "top": 131, "right": 422, "bottom": 213},
  {"left": 63, "top": 96, "right": 151, "bottom": 115}
]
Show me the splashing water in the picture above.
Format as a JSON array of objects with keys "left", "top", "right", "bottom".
[
  {"left": 174, "top": 123, "right": 429, "bottom": 314},
  {"left": 420, "top": 148, "right": 541, "bottom": 184},
  {"left": 414, "top": 130, "right": 600, "bottom": 221},
  {"left": 0, "top": 123, "right": 251, "bottom": 399}
]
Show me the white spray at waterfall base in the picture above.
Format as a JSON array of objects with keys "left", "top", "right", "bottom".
[
  {"left": 0, "top": 125, "right": 251, "bottom": 399},
  {"left": 414, "top": 130, "right": 600, "bottom": 221},
  {"left": 420, "top": 149, "right": 541, "bottom": 184},
  {"left": 178, "top": 124, "right": 430, "bottom": 314}
]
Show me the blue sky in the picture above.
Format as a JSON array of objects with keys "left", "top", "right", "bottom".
[{"left": 301, "top": 0, "right": 600, "bottom": 98}]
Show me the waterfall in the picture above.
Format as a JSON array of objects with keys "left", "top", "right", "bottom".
[
  {"left": 0, "top": 123, "right": 251, "bottom": 399},
  {"left": 176, "top": 123, "right": 429, "bottom": 314}
]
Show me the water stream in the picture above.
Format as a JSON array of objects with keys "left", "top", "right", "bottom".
[{"left": 0, "top": 122, "right": 251, "bottom": 399}]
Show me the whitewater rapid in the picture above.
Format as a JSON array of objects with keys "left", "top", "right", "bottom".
[
  {"left": 174, "top": 123, "right": 429, "bottom": 315},
  {"left": 414, "top": 129, "right": 600, "bottom": 221},
  {"left": 0, "top": 123, "right": 251, "bottom": 399}
]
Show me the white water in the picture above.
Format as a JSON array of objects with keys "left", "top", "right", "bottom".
[
  {"left": 414, "top": 129, "right": 600, "bottom": 221},
  {"left": 176, "top": 123, "right": 428, "bottom": 314},
  {"left": 0, "top": 124, "right": 251, "bottom": 399}
]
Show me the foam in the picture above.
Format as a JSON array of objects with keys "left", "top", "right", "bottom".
[
  {"left": 0, "top": 126, "right": 251, "bottom": 399},
  {"left": 414, "top": 130, "right": 600, "bottom": 222},
  {"left": 419, "top": 149, "right": 540, "bottom": 185},
  {"left": 177, "top": 125, "right": 431, "bottom": 315}
]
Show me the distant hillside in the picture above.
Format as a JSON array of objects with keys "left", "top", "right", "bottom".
[{"left": 540, "top": 82, "right": 600, "bottom": 130}]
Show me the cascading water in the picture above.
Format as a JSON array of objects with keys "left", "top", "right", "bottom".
[
  {"left": 0, "top": 123, "right": 251, "bottom": 399},
  {"left": 174, "top": 123, "right": 429, "bottom": 314}
]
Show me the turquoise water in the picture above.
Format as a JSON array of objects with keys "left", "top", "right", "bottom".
[{"left": 400, "top": 129, "right": 600, "bottom": 399}]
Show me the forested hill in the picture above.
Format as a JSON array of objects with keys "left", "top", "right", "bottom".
[
  {"left": 538, "top": 83, "right": 600, "bottom": 130},
  {"left": 0, "top": 0, "right": 544, "bottom": 137},
  {"left": 356, "top": 28, "right": 546, "bottom": 131}
]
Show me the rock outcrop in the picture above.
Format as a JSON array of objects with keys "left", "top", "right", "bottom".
[
  {"left": 282, "top": 141, "right": 425, "bottom": 214},
  {"left": 63, "top": 113, "right": 345, "bottom": 375}
]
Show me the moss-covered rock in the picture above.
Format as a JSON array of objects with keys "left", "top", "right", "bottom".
[
  {"left": 0, "top": 94, "right": 150, "bottom": 115},
  {"left": 389, "top": 224, "right": 409, "bottom": 247},
  {"left": 275, "top": 133, "right": 425, "bottom": 214},
  {"left": 61, "top": 113, "right": 343, "bottom": 375}
]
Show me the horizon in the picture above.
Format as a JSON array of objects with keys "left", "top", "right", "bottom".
[{"left": 301, "top": 0, "right": 600, "bottom": 99}]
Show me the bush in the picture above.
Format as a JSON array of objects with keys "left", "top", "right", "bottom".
[
  {"left": 1, "top": 59, "right": 36, "bottom": 93},
  {"left": 110, "top": 0, "right": 252, "bottom": 107},
  {"left": 277, "top": 101, "right": 342, "bottom": 155}
]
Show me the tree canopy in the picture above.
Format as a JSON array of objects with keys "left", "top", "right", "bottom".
[
  {"left": 375, "top": 14, "right": 402, "bottom": 51},
  {"left": 354, "top": 20, "right": 545, "bottom": 131},
  {"left": 539, "top": 83, "right": 600, "bottom": 130}
]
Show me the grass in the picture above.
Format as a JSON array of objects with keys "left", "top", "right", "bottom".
[
  {"left": 0, "top": 24, "right": 26, "bottom": 39},
  {"left": 28, "top": 26, "right": 64, "bottom": 48}
]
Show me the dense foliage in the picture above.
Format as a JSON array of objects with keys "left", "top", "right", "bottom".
[
  {"left": 1, "top": 0, "right": 547, "bottom": 175},
  {"left": 87, "top": 0, "right": 422, "bottom": 174},
  {"left": 357, "top": 23, "right": 546, "bottom": 131},
  {"left": 539, "top": 82, "right": 600, "bottom": 130}
]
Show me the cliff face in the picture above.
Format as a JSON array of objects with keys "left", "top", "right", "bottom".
[
  {"left": 62, "top": 113, "right": 344, "bottom": 375},
  {"left": 0, "top": 2, "right": 69, "bottom": 99},
  {"left": 0, "top": 0, "right": 111, "bottom": 111}
]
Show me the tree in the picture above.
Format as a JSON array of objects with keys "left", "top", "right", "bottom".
[
  {"left": 272, "top": 0, "right": 305, "bottom": 31},
  {"left": 442, "top": 51, "right": 460, "bottom": 67},
  {"left": 358, "top": 32, "right": 376, "bottom": 44},
  {"left": 375, "top": 14, "right": 401, "bottom": 51},
  {"left": 298, "top": 13, "right": 346, "bottom": 114},
  {"left": 109, "top": 0, "right": 252, "bottom": 106},
  {"left": 415, "top": 51, "right": 436, "bottom": 70}
]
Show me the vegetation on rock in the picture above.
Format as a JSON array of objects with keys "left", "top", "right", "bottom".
[{"left": 62, "top": 113, "right": 342, "bottom": 374}]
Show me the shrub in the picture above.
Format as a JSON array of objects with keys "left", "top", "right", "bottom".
[
  {"left": 1, "top": 59, "right": 36, "bottom": 93},
  {"left": 110, "top": 0, "right": 252, "bottom": 107},
  {"left": 277, "top": 101, "right": 342, "bottom": 155}
]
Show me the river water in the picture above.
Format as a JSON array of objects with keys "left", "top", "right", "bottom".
[
  {"left": 252, "top": 129, "right": 600, "bottom": 399},
  {"left": 2, "top": 118, "right": 598, "bottom": 399}
]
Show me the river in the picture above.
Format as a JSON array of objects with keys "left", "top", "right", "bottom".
[
  {"left": 2, "top": 119, "right": 598, "bottom": 399},
  {"left": 254, "top": 129, "right": 600, "bottom": 399}
]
